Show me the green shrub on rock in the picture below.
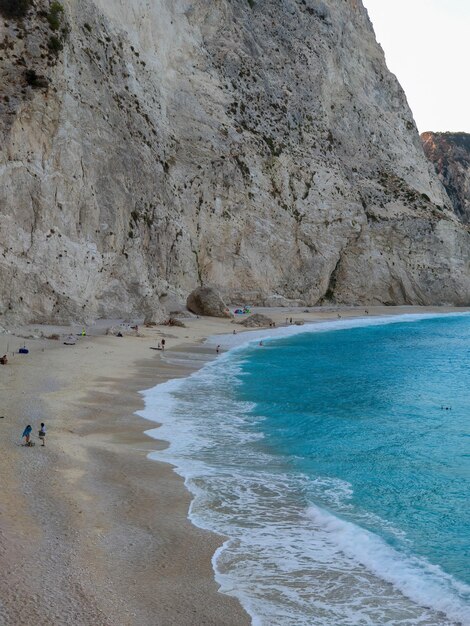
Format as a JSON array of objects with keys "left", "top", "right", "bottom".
[
  {"left": 48, "top": 34, "right": 63, "bottom": 54},
  {"left": 47, "top": 1, "right": 64, "bottom": 30}
]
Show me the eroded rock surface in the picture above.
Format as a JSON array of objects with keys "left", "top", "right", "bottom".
[
  {"left": 0, "top": 0, "right": 469, "bottom": 324},
  {"left": 422, "top": 132, "right": 470, "bottom": 224}
]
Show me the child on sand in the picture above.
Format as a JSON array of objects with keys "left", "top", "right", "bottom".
[
  {"left": 38, "top": 423, "right": 46, "bottom": 446},
  {"left": 22, "top": 425, "right": 32, "bottom": 446}
]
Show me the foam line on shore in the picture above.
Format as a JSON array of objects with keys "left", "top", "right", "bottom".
[
  {"left": 306, "top": 505, "right": 470, "bottom": 625},
  {"left": 136, "top": 311, "right": 470, "bottom": 625},
  {"left": 206, "top": 311, "right": 470, "bottom": 352}
]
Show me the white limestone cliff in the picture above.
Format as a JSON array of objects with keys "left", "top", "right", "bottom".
[{"left": 0, "top": 0, "right": 468, "bottom": 324}]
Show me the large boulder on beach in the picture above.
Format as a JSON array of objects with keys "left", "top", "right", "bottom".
[
  {"left": 186, "top": 287, "right": 231, "bottom": 318},
  {"left": 240, "top": 313, "right": 273, "bottom": 328}
]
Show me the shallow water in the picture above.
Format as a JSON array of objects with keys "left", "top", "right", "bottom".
[{"left": 140, "top": 314, "right": 470, "bottom": 625}]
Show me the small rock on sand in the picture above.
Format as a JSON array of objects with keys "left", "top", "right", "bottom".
[{"left": 239, "top": 313, "right": 274, "bottom": 327}]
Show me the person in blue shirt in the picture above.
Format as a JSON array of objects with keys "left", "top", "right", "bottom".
[{"left": 22, "top": 425, "right": 32, "bottom": 446}]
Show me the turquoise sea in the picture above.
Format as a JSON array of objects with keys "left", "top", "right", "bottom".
[{"left": 140, "top": 314, "right": 470, "bottom": 625}]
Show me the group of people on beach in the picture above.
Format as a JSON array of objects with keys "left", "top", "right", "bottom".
[{"left": 22, "top": 422, "right": 46, "bottom": 447}]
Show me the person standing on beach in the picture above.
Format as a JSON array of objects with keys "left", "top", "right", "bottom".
[
  {"left": 22, "top": 425, "right": 32, "bottom": 446},
  {"left": 161, "top": 339, "right": 165, "bottom": 350},
  {"left": 38, "top": 422, "right": 46, "bottom": 446}
]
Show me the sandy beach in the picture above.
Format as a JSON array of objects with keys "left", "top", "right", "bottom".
[{"left": 0, "top": 305, "right": 467, "bottom": 625}]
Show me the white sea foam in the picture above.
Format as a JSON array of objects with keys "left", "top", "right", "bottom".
[
  {"left": 306, "top": 505, "right": 470, "bottom": 625},
  {"left": 207, "top": 311, "right": 470, "bottom": 351},
  {"left": 137, "top": 313, "right": 470, "bottom": 625}
]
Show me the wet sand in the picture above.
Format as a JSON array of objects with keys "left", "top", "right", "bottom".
[{"left": 0, "top": 306, "right": 467, "bottom": 625}]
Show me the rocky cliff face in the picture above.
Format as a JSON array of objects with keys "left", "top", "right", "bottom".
[
  {"left": 0, "top": 0, "right": 469, "bottom": 324},
  {"left": 421, "top": 132, "right": 470, "bottom": 224}
]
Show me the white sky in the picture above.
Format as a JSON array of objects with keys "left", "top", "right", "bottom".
[{"left": 362, "top": 0, "right": 470, "bottom": 133}]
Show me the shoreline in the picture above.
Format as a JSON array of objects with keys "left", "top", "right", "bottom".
[
  {"left": 0, "top": 306, "right": 468, "bottom": 624},
  {"left": 0, "top": 317, "right": 250, "bottom": 625}
]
